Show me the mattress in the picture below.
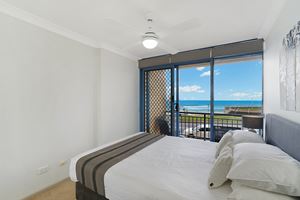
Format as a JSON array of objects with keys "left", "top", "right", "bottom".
[{"left": 70, "top": 133, "right": 232, "bottom": 200}]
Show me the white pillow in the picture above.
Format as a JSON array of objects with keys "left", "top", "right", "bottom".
[
  {"left": 231, "top": 130, "right": 264, "bottom": 145},
  {"left": 215, "top": 131, "right": 233, "bottom": 158},
  {"left": 215, "top": 130, "right": 264, "bottom": 158},
  {"left": 228, "top": 181, "right": 298, "bottom": 200},
  {"left": 227, "top": 143, "right": 300, "bottom": 196},
  {"left": 208, "top": 146, "right": 233, "bottom": 188}
]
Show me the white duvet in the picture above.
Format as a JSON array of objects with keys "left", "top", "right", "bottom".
[{"left": 70, "top": 133, "right": 232, "bottom": 200}]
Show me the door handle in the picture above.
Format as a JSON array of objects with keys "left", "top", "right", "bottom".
[{"left": 175, "top": 103, "right": 179, "bottom": 111}]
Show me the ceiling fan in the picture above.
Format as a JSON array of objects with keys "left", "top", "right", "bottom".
[
  {"left": 142, "top": 13, "right": 201, "bottom": 54},
  {"left": 142, "top": 18, "right": 159, "bottom": 49},
  {"left": 139, "top": 15, "right": 186, "bottom": 54},
  {"left": 102, "top": 14, "right": 202, "bottom": 54}
]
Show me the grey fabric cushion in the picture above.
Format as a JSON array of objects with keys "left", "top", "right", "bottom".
[{"left": 265, "top": 114, "right": 300, "bottom": 162}]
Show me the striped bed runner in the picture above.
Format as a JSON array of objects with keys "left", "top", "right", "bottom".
[{"left": 76, "top": 133, "right": 165, "bottom": 196}]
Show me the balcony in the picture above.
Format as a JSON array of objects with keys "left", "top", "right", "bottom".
[{"left": 178, "top": 112, "right": 242, "bottom": 142}]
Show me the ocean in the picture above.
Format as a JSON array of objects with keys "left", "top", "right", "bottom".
[{"left": 179, "top": 100, "right": 262, "bottom": 113}]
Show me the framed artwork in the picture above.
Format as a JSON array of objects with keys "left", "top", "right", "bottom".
[{"left": 279, "top": 21, "right": 300, "bottom": 112}]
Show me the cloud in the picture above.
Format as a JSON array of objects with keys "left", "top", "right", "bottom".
[
  {"left": 196, "top": 67, "right": 205, "bottom": 71},
  {"left": 200, "top": 71, "right": 211, "bottom": 77},
  {"left": 249, "top": 92, "right": 262, "bottom": 99},
  {"left": 231, "top": 92, "right": 262, "bottom": 99},
  {"left": 232, "top": 92, "right": 249, "bottom": 97},
  {"left": 179, "top": 85, "right": 205, "bottom": 93},
  {"left": 200, "top": 70, "right": 221, "bottom": 77}
]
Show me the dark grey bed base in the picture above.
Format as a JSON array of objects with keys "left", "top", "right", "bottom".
[
  {"left": 265, "top": 114, "right": 300, "bottom": 162},
  {"left": 76, "top": 182, "right": 108, "bottom": 200},
  {"left": 76, "top": 114, "right": 300, "bottom": 199}
]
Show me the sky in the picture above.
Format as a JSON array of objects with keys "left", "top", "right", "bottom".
[{"left": 178, "top": 60, "right": 263, "bottom": 101}]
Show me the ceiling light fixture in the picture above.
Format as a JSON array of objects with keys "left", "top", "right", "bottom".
[
  {"left": 142, "top": 32, "right": 158, "bottom": 49},
  {"left": 142, "top": 18, "right": 159, "bottom": 49}
]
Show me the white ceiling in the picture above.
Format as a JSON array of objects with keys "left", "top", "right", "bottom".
[{"left": 1, "top": 0, "right": 287, "bottom": 60}]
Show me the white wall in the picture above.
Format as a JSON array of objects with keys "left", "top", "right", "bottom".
[
  {"left": 0, "top": 12, "right": 138, "bottom": 200},
  {"left": 264, "top": 0, "right": 300, "bottom": 123},
  {"left": 0, "top": 12, "right": 99, "bottom": 199},
  {"left": 97, "top": 49, "right": 139, "bottom": 145}
]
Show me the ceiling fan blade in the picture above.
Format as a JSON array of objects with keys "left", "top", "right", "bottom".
[
  {"left": 102, "top": 18, "right": 144, "bottom": 35},
  {"left": 159, "top": 41, "right": 179, "bottom": 55},
  {"left": 121, "top": 41, "right": 141, "bottom": 50},
  {"left": 171, "top": 18, "right": 202, "bottom": 33},
  {"left": 122, "top": 39, "right": 178, "bottom": 55},
  {"left": 159, "top": 18, "right": 202, "bottom": 38}
]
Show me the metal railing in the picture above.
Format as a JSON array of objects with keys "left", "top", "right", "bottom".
[{"left": 178, "top": 112, "right": 242, "bottom": 142}]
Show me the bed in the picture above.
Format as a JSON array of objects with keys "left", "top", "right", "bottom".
[{"left": 69, "top": 114, "right": 300, "bottom": 200}]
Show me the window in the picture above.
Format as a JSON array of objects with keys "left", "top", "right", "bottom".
[{"left": 214, "top": 56, "right": 263, "bottom": 114}]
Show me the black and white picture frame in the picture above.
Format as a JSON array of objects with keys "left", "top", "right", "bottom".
[{"left": 279, "top": 20, "right": 300, "bottom": 112}]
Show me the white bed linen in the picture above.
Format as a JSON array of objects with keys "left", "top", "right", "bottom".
[
  {"left": 69, "top": 132, "right": 143, "bottom": 182},
  {"left": 70, "top": 134, "right": 232, "bottom": 200}
]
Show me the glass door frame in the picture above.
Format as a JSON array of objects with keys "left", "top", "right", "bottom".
[
  {"left": 140, "top": 59, "right": 216, "bottom": 140},
  {"left": 140, "top": 53, "right": 263, "bottom": 142},
  {"left": 140, "top": 64, "right": 176, "bottom": 136},
  {"left": 174, "top": 59, "right": 215, "bottom": 141}
]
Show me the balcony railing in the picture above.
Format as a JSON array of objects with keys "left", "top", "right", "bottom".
[{"left": 178, "top": 112, "right": 242, "bottom": 142}]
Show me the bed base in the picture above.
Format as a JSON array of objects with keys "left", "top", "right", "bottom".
[{"left": 76, "top": 182, "right": 108, "bottom": 200}]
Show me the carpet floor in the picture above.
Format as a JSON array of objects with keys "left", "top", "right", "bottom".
[{"left": 25, "top": 179, "right": 75, "bottom": 200}]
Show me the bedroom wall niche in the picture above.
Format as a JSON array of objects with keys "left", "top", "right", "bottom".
[{"left": 264, "top": 0, "right": 300, "bottom": 123}]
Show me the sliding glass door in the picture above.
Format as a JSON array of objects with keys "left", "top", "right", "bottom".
[
  {"left": 213, "top": 55, "right": 263, "bottom": 141},
  {"left": 141, "top": 55, "right": 263, "bottom": 141},
  {"left": 176, "top": 63, "right": 211, "bottom": 140},
  {"left": 143, "top": 67, "right": 174, "bottom": 135}
]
